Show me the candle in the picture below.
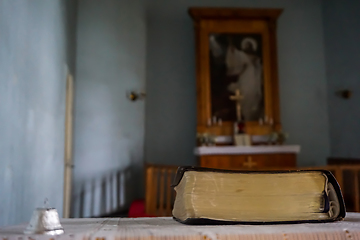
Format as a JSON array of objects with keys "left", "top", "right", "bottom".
[
  {"left": 212, "top": 116, "right": 217, "bottom": 125},
  {"left": 259, "top": 118, "right": 263, "bottom": 125}
]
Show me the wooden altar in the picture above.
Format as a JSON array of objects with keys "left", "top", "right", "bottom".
[{"left": 195, "top": 145, "right": 299, "bottom": 170}]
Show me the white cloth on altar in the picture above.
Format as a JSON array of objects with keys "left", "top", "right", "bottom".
[
  {"left": 194, "top": 145, "right": 301, "bottom": 156},
  {"left": 1, "top": 213, "right": 360, "bottom": 240}
]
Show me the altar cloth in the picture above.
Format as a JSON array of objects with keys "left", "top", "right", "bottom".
[
  {"left": 194, "top": 145, "right": 301, "bottom": 155},
  {"left": 1, "top": 213, "right": 360, "bottom": 240}
]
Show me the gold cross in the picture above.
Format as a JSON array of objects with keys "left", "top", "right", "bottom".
[
  {"left": 229, "top": 89, "right": 244, "bottom": 121},
  {"left": 243, "top": 157, "right": 257, "bottom": 169}
]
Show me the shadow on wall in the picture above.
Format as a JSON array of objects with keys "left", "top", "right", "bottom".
[{"left": 71, "top": 167, "right": 136, "bottom": 218}]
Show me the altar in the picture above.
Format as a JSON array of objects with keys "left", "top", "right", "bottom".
[
  {"left": 1, "top": 214, "right": 360, "bottom": 240},
  {"left": 195, "top": 145, "right": 300, "bottom": 170}
]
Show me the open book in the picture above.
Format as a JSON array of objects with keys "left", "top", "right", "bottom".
[{"left": 172, "top": 167, "right": 345, "bottom": 224}]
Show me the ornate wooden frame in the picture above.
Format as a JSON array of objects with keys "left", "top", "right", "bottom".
[{"left": 189, "top": 8, "right": 283, "bottom": 136}]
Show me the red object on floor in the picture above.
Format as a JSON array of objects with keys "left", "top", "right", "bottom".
[{"left": 128, "top": 199, "right": 155, "bottom": 218}]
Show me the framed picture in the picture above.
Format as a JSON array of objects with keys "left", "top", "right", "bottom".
[{"left": 189, "top": 8, "right": 283, "bottom": 135}]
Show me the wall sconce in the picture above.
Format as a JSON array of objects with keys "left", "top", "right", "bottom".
[
  {"left": 127, "top": 91, "right": 146, "bottom": 101},
  {"left": 336, "top": 89, "right": 352, "bottom": 99}
]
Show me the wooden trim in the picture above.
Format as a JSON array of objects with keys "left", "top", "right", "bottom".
[
  {"left": 328, "top": 157, "right": 360, "bottom": 165},
  {"left": 63, "top": 73, "right": 74, "bottom": 218},
  {"left": 268, "top": 18, "right": 281, "bottom": 131},
  {"left": 166, "top": 169, "right": 173, "bottom": 215},
  {"left": 333, "top": 168, "right": 343, "bottom": 192},
  {"left": 189, "top": 8, "right": 283, "bottom": 21},
  {"left": 355, "top": 171, "right": 360, "bottom": 212},
  {"left": 145, "top": 163, "right": 179, "bottom": 169},
  {"left": 158, "top": 169, "right": 165, "bottom": 216},
  {"left": 145, "top": 166, "right": 154, "bottom": 215}
]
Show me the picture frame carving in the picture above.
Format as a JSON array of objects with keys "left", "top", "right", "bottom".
[{"left": 189, "top": 8, "right": 283, "bottom": 136}]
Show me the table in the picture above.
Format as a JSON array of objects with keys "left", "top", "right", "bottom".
[{"left": 1, "top": 213, "right": 360, "bottom": 240}]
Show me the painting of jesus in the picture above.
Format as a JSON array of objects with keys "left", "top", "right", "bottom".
[{"left": 209, "top": 33, "right": 265, "bottom": 122}]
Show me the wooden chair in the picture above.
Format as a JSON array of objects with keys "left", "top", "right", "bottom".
[
  {"left": 145, "top": 164, "right": 178, "bottom": 217},
  {"left": 324, "top": 164, "right": 360, "bottom": 212}
]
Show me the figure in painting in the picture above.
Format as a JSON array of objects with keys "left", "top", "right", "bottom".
[
  {"left": 226, "top": 37, "right": 263, "bottom": 120},
  {"left": 209, "top": 34, "right": 264, "bottom": 121}
]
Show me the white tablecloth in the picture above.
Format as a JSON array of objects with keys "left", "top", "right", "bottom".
[
  {"left": 1, "top": 213, "right": 360, "bottom": 240},
  {"left": 194, "top": 145, "right": 301, "bottom": 155}
]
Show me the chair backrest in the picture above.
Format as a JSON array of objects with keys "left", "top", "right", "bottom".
[
  {"left": 323, "top": 164, "right": 360, "bottom": 212},
  {"left": 145, "top": 164, "right": 178, "bottom": 216}
]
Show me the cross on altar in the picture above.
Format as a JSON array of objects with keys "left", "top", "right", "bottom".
[
  {"left": 243, "top": 157, "right": 257, "bottom": 168},
  {"left": 229, "top": 89, "right": 243, "bottom": 121}
]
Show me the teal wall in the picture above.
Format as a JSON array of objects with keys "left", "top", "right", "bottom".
[
  {"left": 144, "top": 0, "right": 330, "bottom": 167},
  {"left": 323, "top": 0, "right": 360, "bottom": 159},
  {"left": 0, "top": 0, "right": 77, "bottom": 226}
]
